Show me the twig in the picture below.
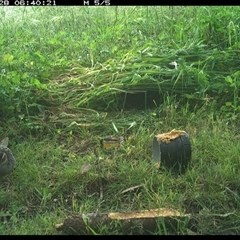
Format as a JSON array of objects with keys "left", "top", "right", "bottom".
[
  {"left": 205, "top": 180, "right": 240, "bottom": 201},
  {"left": 121, "top": 184, "right": 144, "bottom": 194},
  {"left": 224, "top": 186, "right": 240, "bottom": 200},
  {"left": 204, "top": 212, "right": 235, "bottom": 217},
  {"left": 93, "top": 148, "right": 103, "bottom": 202}
]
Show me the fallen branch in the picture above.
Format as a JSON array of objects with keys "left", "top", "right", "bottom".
[{"left": 56, "top": 208, "right": 190, "bottom": 235}]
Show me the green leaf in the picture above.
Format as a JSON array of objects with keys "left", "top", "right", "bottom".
[
  {"left": 225, "top": 76, "right": 232, "bottom": 84},
  {"left": 34, "top": 51, "right": 45, "bottom": 62},
  {"left": 2, "top": 54, "right": 14, "bottom": 63},
  {"left": 21, "top": 72, "right": 29, "bottom": 79},
  {"left": 225, "top": 102, "right": 233, "bottom": 107}
]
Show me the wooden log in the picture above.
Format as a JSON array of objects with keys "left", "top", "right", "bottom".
[{"left": 56, "top": 208, "right": 191, "bottom": 235}]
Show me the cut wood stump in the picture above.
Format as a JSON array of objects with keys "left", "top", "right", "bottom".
[{"left": 56, "top": 208, "right": 191, "bottom": 235}]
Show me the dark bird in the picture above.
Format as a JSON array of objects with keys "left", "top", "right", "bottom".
[{"left": 0, "top": 137, "right": 16, "bottom": 178}]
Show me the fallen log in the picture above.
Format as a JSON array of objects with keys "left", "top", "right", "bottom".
[{"left": 56, "top": 208, "right": 191, "bottom": 235}]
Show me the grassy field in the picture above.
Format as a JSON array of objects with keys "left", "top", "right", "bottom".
[{"left": 0, "top": 6, "right": 240, "bottom": 235}]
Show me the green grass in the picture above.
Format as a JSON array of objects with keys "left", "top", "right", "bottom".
[
  {"left": 0, "top": 6, "right": 240, "bottom": 235},
  {"left": 1, "top": 6, "right": 240, "bottom": 118},
  {"left": 1, "top": 104, "right": 240, "bottom": 235}
]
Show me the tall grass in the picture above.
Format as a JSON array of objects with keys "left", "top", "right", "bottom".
[{"left": 0, "top": 6, "right": 240, "bottom": 120}]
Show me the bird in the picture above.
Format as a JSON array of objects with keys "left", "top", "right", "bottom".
[{"left": 0, "top": 137, "right": 16, "bottom": 178}]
